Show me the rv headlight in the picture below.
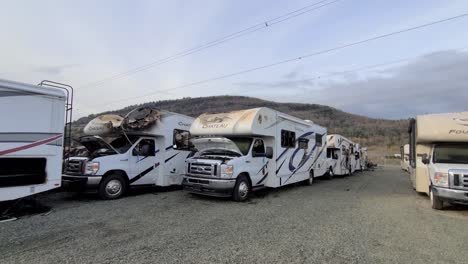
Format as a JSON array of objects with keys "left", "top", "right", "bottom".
[
  {"left": 85, "top": 162, "right": 100, "bottom": 175},
  {"left": 221, "top": 165, "right": 234, "bottom": 178},
  {"left": 433, "top": 172, "right": 448, "bottom": 187}
]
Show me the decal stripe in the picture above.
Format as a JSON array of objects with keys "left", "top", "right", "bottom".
[
  {"left": 165, "top": 153, "right": 179, "bottom": 163},
  {"left": 276, "top": 159, "right": 286, "bottom": 174},
  {"left": 130, "top": 162, "right": 160, "bottom": 184},
  {"left": 256, "top": 161, "right": 269, "bottom": 175},
  {"left": 0, "top": 134, "right": 63, "bottom": 156},
  {"left": 257, "top": 172, "right": 269, "bottom": 185}
]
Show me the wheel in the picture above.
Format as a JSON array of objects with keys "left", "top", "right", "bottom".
[
  {"left": 99, "top": 174, "right": 127, "bottom": 200},
  {"left": 305, "top": 170, "right": 314, "bottom": 186},
  {"left": 430, "top": 186, "right": 443, "bottom": 210},
  {"left": 233, "top": 175, "right": 250, "bottom": 202},
  {"left": 327, "top": 167, "right": 334, "bottom": 180}
]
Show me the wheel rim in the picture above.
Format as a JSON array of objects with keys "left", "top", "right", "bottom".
[
  {"left": 238, "top": 181, "right": 248, "bottom": 198},
  {"left": 106, "top": 179, "right": 122, "bottom": 196},
  {"left": 329, "top": 168, "right": 334, "bottom": 177}
]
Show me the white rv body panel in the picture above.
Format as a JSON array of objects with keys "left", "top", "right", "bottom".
[
  {"left": 63, "top": 111, "right": 194, "bottom": 193},
  {"left": 0, "top": 79, "right": 66, "bottom": 202},
  {"left": 326, "top": 134, "right": 357, "bottom": 176},
  {"left": 184, "top": 108, "right": 328, "bottom": 198}
]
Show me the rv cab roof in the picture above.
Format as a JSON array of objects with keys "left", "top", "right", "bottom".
[
  {"left": 415, "top": 111, "right": 468, "bottom": 143},
  {"left": 0, "top": 79, "right": 67, "bottom": 99}
]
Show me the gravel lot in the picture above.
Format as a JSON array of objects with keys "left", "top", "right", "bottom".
[{"left": 1, "top": 167, "right": 467, "bottom": 264}]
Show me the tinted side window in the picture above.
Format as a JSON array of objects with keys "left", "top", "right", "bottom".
[
  {"left": 173, "top": 129, "right": 191, "bottom": 150},
  {"left": 281, "top": 130, "right": 296, "bottom": 148},
  {"left": 133, "top": 139, "right": 155, "bottom": 156},
  {"left": 315, "top": 134, "right": 323, "bottom": 147},
  {"left": 252, "top": 139, "right": 265, "bottom": 156}
]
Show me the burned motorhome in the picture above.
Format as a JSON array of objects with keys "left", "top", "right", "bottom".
[{"left": 62, "top": 108, "right": 194, "bottom": 199}]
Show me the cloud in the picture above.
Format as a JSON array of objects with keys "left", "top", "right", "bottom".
[
  {"left": 236, "top": 49, "right": 468, "bottom": 119},
  {"left": 33, "top": 64, "right": 81, "bottom": 75}
]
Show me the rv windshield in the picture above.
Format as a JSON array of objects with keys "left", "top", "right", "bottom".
[
  {"left": 107, "top": 135, "right": 139, "bottom": 153},
  {"left": 433, "top": 143, "right": 468, "bottom": 164},
  {"left": 192, "top": 137, "right": 252, "bottom": 156}
]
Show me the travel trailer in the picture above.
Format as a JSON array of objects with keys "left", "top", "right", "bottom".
[
  {"left": 400, "top": 144, "right": 410, "bottom": 172},
  {"left": 408, "top": 112, "right": 468, "bottom": 210},
  {"left": 182, "top": 107, "right": 328, "bottom": 201},
  {"left": 0, "top": 79, "right": 73, "bottom": 202},
  {"left": 62, "top": 108, "right": 194, "bottom": 199},
  {"left": 326, "top": 134, "right": 357, "bottom": 177}
]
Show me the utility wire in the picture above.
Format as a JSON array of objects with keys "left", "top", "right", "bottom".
[
  {"left": 234, "top": 45, "right": 468, "bottom": 95},
  {"left": 79, "top": 0, "right": 341, "bottom": 89},
  {"left": 85, "top": 13, "right": 468, "bottom": 108}
]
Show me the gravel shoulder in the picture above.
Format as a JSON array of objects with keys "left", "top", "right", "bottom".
[{"left": 1, "top": 167, "right": 467, "bottom": 264}]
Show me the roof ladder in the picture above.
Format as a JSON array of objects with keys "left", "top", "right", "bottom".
[{"left": 38, "top": 80, "right": 74, "bottom": 159}]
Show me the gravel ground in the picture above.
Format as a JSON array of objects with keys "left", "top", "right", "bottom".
[{"left": 1, "top": 167, "right": 467, "bottom": 264}]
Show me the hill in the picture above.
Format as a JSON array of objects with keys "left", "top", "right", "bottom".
[{"left": 73, "top": 96, "right": 408, "bottom": 161}]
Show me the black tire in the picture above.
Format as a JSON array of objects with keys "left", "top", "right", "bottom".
[
  {"left": 327, "top": 167, "right": 334, "bottom": 180},
  {"left": 305, "top": 170, "right": 314, "bottom": 186},
  {"left": 233, "top": 174, "right": 250, "bottom": 202},
  {"left": 99, "top": 174, "right": 127, "bottom": 200},
  {"left": 430, "top": 187, "right": 443, "bottom": 210}
]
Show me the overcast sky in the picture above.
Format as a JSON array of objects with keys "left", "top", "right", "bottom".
[{"left": 1, "top": 0, "right": 468, "bottom": 120}]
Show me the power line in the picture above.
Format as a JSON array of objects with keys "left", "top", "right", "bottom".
[
  {"left": 85, "top": 13, "right": 468, "bottom": 108},
  {"left": 234, "top": 45, "right": 468, "bottom": 95},
  {"left": 79, "top": 0, "right": 341, "bottom": 89}
]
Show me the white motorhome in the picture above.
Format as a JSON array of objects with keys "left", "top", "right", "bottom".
[
  {"left": 0, "top": 79, "right": 72, "bottom": 202},
  {"left": 182, "top": 107, "right": 328, "bottom": 201},
  {"left": 62, "top": 108, "right": 194, "bottom": 199},
  {"left": 361, "top": 147, "right": 369, "bottom": 170},
  {"left": 408, "top": 112, "right": 468, "bottom": 210},
  {"left": 325, "top": 134, "right": 357, "bottom": 177},
  {"left": 400, "top": 144, "right": 410, "bottom": 172}
]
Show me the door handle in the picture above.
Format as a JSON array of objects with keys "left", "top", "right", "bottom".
[
  {"left": 245, "top": 161, "right": 251, "bottom": 163},
  {"left": 120, "top": 159, "right": 128, "bottom": 161}
]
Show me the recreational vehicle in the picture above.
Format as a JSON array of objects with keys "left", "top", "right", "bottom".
[
  {"left": 62, "top": 108, "right": 194, "bottom": 199},
  {"left": 182, "top": 107, "right": 328, "bottom": 201},
  {"left": 400, "top": 144, "right": 410, "bottom": 172},
  {"left": 408, "top": 112, "right": 468, "bottom": 209},
  {"left": 0, "top": 79, "right": 73, "bottom": 202},
  {"left": 326, "top": 134, "right": 356, "bottom": 177}
]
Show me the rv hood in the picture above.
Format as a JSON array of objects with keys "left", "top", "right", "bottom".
[
  {"left": 79, "top": 136, "right": 119, "bottom": 156},
  {"left": 192, "top": 137, "right": 243, "bottom": 156}
]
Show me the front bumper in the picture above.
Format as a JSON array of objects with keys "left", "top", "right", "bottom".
[
  {"left": 182, "top": 176, "right": 236, "bottom": 197},
  {"left": 432, "top": 186, "right": 468, "bottom": 204},
  {"left": 62, "top": 174, "right": 102, "bottom": 190}
]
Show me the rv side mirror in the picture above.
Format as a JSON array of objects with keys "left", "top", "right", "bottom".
[
  {"left": 265, "top": 147, "right": 273, "bottom": 159},
  {"left": 421, "top": 154, "right": 430, "bottom": 164}
]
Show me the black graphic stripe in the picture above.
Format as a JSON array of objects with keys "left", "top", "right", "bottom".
[
  {"left": 276, "top": 159, "right": 286, "bottom": 174},
  {"left": 130, "top": 162, "right": 160, "bottom": 184},
  {"left": 256, "top": 161, "right": 269, "bottom": 175},
  {"left": 165, "top": 153, "right": 179, "bottom": 163},
  {"left": 257, "top": 172, "right": 269, "bottom": 185}
]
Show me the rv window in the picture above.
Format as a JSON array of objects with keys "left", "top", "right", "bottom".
[
  {"left": 173, "top": 129, "right": 191, "bottom": 150},
  {"left": 433, "top": 143, "right": 468, "bottom": 164},
  {"left": 0, "top": 158, "right": 47, "bottom": 187},
  {"left": 252, "top": 139, "right": 265, "bottom": 156},
  {"left": 281, "top": 130, "right": 296, "bottom": 148},
  {"left": 298, "top": 138, "right": 309, "bottom": 149},
  {"left": 133, "top": 139, "right": 155, "bottom": 156},
  {"left": 315, "top": 134, "right": 323, "bottom": 147}
]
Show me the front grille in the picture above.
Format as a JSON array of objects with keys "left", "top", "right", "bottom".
[
  {"left": 65, "top": 160, "right": 85, "bottom": 175},
  {"left": 188, "top": 162, "right": 218, "bottom": 177},
  {"left": 449, "top": 170, "right": 468, "bottom": 190}
]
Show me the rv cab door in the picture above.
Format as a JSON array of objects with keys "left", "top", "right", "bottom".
[{"left": 131, "top": 138, "right": 159, "bottom": 185}]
